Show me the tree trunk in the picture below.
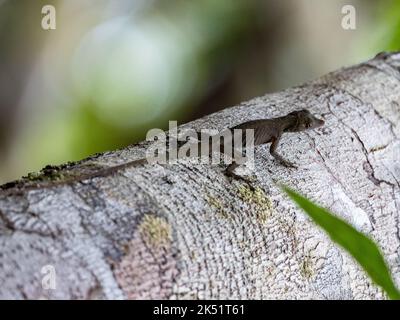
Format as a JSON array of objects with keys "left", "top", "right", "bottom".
[{"left": 1, "top": 52, "right": 400, "bottom": 300}]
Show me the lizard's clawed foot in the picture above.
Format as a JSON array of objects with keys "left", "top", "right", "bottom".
[
  {"left": 268, "top": 156, "right": 298, "bottom": 169},
  {"left": 244, "top": 174, "right": 257, "bottom": 183},
  {"left": 224, "top": 168, "right": 241, "bottom": 179},
  {"left": 224, "top": 167, "right": 257, "bottom": 184},
  {"left": 280, "top": 160, "right": 298, "bottom": 169}
]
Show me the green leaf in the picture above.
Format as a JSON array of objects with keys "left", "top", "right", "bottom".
[{"left": 282, "top": 185, "right": 400, "bottom": 300}]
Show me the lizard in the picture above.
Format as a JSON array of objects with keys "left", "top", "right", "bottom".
[
  {"left": 110, "top": 109, "right": 324, "bottom": 175},
  {"left": 0, "top": 109, "right": 324, "bottom": 193}
]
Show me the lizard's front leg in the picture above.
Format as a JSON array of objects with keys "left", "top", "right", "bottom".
[{"left": 269, "top": 135, "right": 297, "bottom": 168}]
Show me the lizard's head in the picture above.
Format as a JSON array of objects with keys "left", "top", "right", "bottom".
[{"left": 286, "top": 109, "right": 325, "bottom": 132}]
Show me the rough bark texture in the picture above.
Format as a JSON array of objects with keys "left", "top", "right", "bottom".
[{"left": 1, "top": 52, "right": 400, "bottom": 300}]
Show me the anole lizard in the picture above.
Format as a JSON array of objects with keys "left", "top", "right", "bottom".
[
  {"left": 0, "top": 109, "right": 324, "bottom": 193},
  {"left": 224, "top": 109, "right": 325, "bottom": 174},
  {"left": 106, "top": 109, "right": 324, "bottom": 176}
]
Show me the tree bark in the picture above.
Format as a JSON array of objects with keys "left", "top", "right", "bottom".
[{"left": 1, "top": 52, "right": 400, "bottom": 300}]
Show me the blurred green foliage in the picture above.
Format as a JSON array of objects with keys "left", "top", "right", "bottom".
[{"left": 378, "top": 0, "right": 400, "bottom": 50}]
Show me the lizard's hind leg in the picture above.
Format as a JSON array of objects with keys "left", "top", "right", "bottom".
[
  {"left": 225, "top": 161, "right": 240, "bottom": 176},
  {"left": 224, "top": 150, "right": 256, "bottom": 182},
  {"left": 224, "top": 162, "right": 256, "bottom": 183}
]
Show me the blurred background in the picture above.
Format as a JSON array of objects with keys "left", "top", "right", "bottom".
[{"left": 0, "top": 0, "right": 399, "bottom": 184}]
